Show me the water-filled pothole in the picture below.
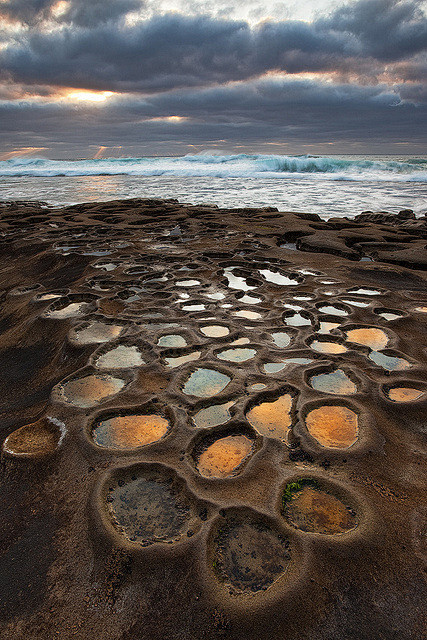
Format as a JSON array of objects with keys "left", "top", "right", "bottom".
[
  {"left": 282, "top": 480, "right": 357, "bottom": 535},
  {"left": 158, "top": 334, "right": 187, "bottom": 347},
  {"left": 368, "top": 351, "right": 411, "bottom": 371},
  {"left": 386, "top": 387, "right": 424, "bottom": 402},
  {"left": 345, "top": 328, "right": 389, "bottom": 351},
  {"left": 196, "top": 434, "right": 254, "bottom": 478},
  {"left": 183, "top": 368, "right": 231, "bottom": 398},
  {"left": 263, "top": 358, "right": 312, "bottom": 373},
  {"left": 271, "top": 332, "right": 291, "bottom": 348},
  {"left": 246, "top": 394, "right": 294, "bottom": 441},
  {"left": 217, "top": 347, "right": 257, "bottom": 363},
  {"left": 69, "top": 322, "right": 124, "bottom": 345},
  {"left": 239, "top": 294, "right": 262, "bottom": 304},
  {"left": 165, "top": 351, "right": 201, "bottom": 368},
  {"left": 92, "top": 412, "right": 170, "bottom": 449},
  {"left": 94, "top": 345, "right": 144, "bottom": 369},
  {"left": 310, "top": 340, "right": 347, "bottom": 355},
  {"left": 317, "top": 305, "right": 348, "bottom": 317},
  {"left": 309, "top": 369, "right": 357, "bottom": 395},
  {"left": 233, "top": 310, "right": 262, "bottom": 320},
  {"left": 176, "top": 279, "right": 200, "bottom": 287},
  {"left": 3, "top": 417, "right": 63, "bottom": 458},
  {"left": 45, "top": 301, "right": 92, "bottom": 319},
  {"left": 304, "top": 405, "right": 359, "bottom": 448},
  {"left": 318, "top": 321, "right": 341, "bottom": 334},
  {"left": 348, "top": 288, "right": 380, "bottom": 295},
  {"left": 192, "top": 401, "right": 235, "bottom": 428},
  {"left": 259, "top": 269, "right": 299, "bottom": 286},
  {"left": 53, "top": 374, "right": 126, "bottom": 408},
  {"left": 284, "top": 312, "right": 311, "bottom": 327},
  {"left": 223, "top": 268, "right": 256, "bottom": 291},
  {"left": 200, "top": 325, "right": 229, "bottom": 338}
]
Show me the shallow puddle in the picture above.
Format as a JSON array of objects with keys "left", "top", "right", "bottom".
[
  {"left": 224, "top": 268, "right": 256, "bottom": 291},
  {"left": 415, "top": 306, "right": 427, "bottom": 313},
  {"left": 212, "top": 519, "right": 291, "bottom": 593},
  {"left": 165, "top": 351, "right": 201, "bottom": 368},
  {"left": 368, "top": 351, "right": 411, "bottom": 371},
  {"left": 246, "top": 395, "right": 293, "bottom": 441},
  {"left": 36, "top": 292, "right": 63, "bottom": 301},
  {"left": 197, "top": 435, "right": 253, "bottom": 478},
  {"left": 158, "top": 334, "right": 187, "bottom": 347},
  {"left": 309, "top": 370, "right": 357, "bottom": 395},
  {"left": 239, "top": 294, "right": 262, "bottom": 304},
  {"left": 93, "top": 413, "right": 169, "bottom": 449},
  {"left": 284, "top": 313, "right": 311, "bottom": 327},
  {"left": 200, "top": 325, "right": 229, "bottom": 337},
  {"left": 70, "top": 322, "right": 124, "bottom": 345},
  {"left": 106, "top": 472, "right": 191, "bottom": 545},
  {"left": 193, "top": 401, "right": 235, "bottom": 428},
  {"left": 176, "top": 279, "right": 200, "bottom": 287},
  {"left": 283, "top": 304, "right": 303, "bottom": 311},
  {"left": 387, "top": 387, "right": 424, "bottom": 402},
  {"left": 310, "top": 340, "right": 347, "bottom": 355},
  {"left": 317, "top": 305, "right": 348, "bottom": 317},
  {"left": 378, "top": 312, "right": 402, "bottom": 321},
  {"left": 182, "top": 303, "right": 206, "bottom": 311},
  {"left": 217, "top": 347, "right": 256, "bottom": 363},
  {"left": 54, "top": 374, "right": 126, "bottom": 408},
  {"left": 205, "top": 291, "right": 226, "bottom": 300},
  {"left": 341, "top": 299, "right": 370, "bottom": 308},
  {"left": 95, "top": 345, "right": 144, "bottom": 369},
  {"left": 249, "top": 383, "right": 267, "bottom": 391},
  {"left": 283, "top": 484, "right": 357, "bottom": 534},
  {"left": 45, "top": 301, "right": 91, "bottom": 319},
  {"left": 271, "top": 332, "right": 291, "bottom": 348},
  {"left": 345, "top": 328, "right": 388, "bottom": 351},
  {"left": 263, "top": 359, "right": 312, "bottom": 373},
  {"left": 233, "top": 310, "right": 262, "bottom": 320},
  {"left": 305, "top": 405, "right": 358, "bottom": 448},
  {"left": 183, "top": 368, "right": 231, "bottom": 398},
  {"left": 259, "top": 269, "right": 299, "bottom": 286},
  {"left": 3, "top": 417, "right": 62, "bottom": 457},
  {"left": 318, "top": 321, "right": 341, "bottom": 334},
  {"left": 348, "top": 288, "right": 380, "bottom": 295},
  {"left": 230, "top": 337, "right": 250, "bottom": 345}
]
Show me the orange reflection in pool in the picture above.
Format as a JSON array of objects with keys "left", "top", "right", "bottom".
[
  {"left": 246, "top": 395, "right": 293, "bottom": 441},
  {"left": 197, "top": 435, "right": 253, "bottom": 478},
  {"left": 305, "top": 405, "right": 358, "bottom": 448}
]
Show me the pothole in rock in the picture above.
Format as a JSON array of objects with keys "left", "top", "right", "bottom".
[
  {"left": 35, "top": 292, "right": 64, "bottom": 302},
  {"left": 375, "top": 309, "right": 404, "bottom": 321},
  {"left": 368, "top": 351, "right": 411, "bottom": 371},
  {"left": 176, "top": 279, "right": 201, "bottom": 287},
  {"left": 200, "top": 325, "right": 229, "bottom": 338},
  {"left": 309, "top": 339, "right": 347, "bottom": 355},
  {"left": 230, "top": 337, "right": 250, "bottom": 346},
  {"left": 216, "top": 347, "right": 257, "bottom": 363},
  {"left": 282, "top": 480, "right": 357, "bottom": 535},
  {"left": 414, "top": 306, "right": 427, "bottom": 313},
  {"left": 44, "top": 301, "right": 92, "bottom": 319},
  {"left": 304, "top": 405, "right": 359, "bottom": 448},
  {"left": 195, "top": 433, "right": 255, "bottom": 478},
  {"left": 386, "top": 387, "right": 424, "bottom": 402},
  {"left": 165, "top": 351, "right": 201, "bottom": 368},
  {"left": 92, "top": 412, "right": 170, "bottom": 449},
  {"left": 309, "top": 369, "right": 357, "bottom": 395},
  {"left": 53, "top": 374, "right": 126, "bottom": 408},
  {"left": 263, "top": 359, "right": 312, "bottom": 373},
  {"left": 318, "top": 321, "right": 341, "bottom": 334},
  {"left": 341, "top": 299, "right": 370, "bottom": 308},
  {"left": 223, "top": 267, "right": 256, "bottom": 292},
  {"left": 233, "top": 310, "right": 262, "bottom": 320},
  {"left": 94, "top": 345, "right": 145, "bottom": 369},
  {"left": 3, "top": 417, "right": 63, "bottom": 458},
  {"left": 270, "top": 332, "right": 291, "bottom": 348},
  {"left": 182, "top": 368, "right": 231, "bottom": 398},
  {"left": 259, "top": 269, "right": 299, "bottom": 286},
  {"left": 284, "top": 312, "right": 311, "bottom": 327},
  {"left": 248, "top": 383, "right": 267, "bottom": 391},
  {"left": 317, "top": 305, "right": 349, "bottom": 317},
  {"left": 211, "top": 514, "right": 291, "bottom": 593},
  {"left": 104, "top": 467, "right": 195, "bottom": 546},
  {"left": 348, "top": 288, "right": 380, "bottom": 296},
  {"left": 181, "top": 303, "right": 206, "bottom": 312},
  {"left": 158, "top": 334, "right": 187, "bottom": 347},
  {"left": 246, "top": 394, "right": 294, "bottom": 441},
  {"left": 192, "top": 401, "right": 235, "bottom": 428},
  {"left": 238, "top": 294, "right": 262, "bottom": 305},
  {"left": 345, "top": 328, "right": 389, "bottom": 351}
]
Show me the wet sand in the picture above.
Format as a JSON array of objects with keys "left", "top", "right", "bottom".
[{"left": 0, "top": 198, "right": 426, "bottom": 639}]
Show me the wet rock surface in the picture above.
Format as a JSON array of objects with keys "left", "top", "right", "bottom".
[{"left": 0, "top": 198, "right": 425, "bottom": 640}]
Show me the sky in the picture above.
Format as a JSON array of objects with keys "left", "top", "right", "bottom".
[{"left": 0, "top": 0, "right": 426, "bottom": 158}]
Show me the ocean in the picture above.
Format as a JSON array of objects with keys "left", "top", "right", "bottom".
[{"left": 0, "top": 153, "right": 426, "bottom": 220}]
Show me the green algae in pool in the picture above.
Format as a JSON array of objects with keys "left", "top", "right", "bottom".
[
  {"left": 54, "top": 374, "right": 126, "bottom": 408},
  {"left": 217, "top": 347, "right": 256, "bottom": 363},
  {"left": 183, "top": 368, "right": 231, "bottom": 398},
  {"left": 200, "top": 325, "right": 229, "bottom": 337},
  {"left": 158, "top": 334, "right": 187, "bottom": 347},
  {"left": 165, "top": 351, "right": 201, "bottom": 368},
  {"left": 193, "top": 401, "right": 235, "bottom": 428},
  {"left": 283, "top": 484, "right": 357, "bottom": 534},
  {"left": 93, "top": 413, "right": 169, "bottom": 449},
  {"left": 305, "top": 405, "right": 358, "bottom": 448},
  {"left": 196, "top": 435, "right": 254, "bottom": 478},
  {"left": 309, "top": 369, "right": 357, "bottom": 395},
  {"left": 70, "top": 322, "right": 123, "bottom": 345},
  {"left": 106, "top": 473, "right": 191, "bottom": 545},
  {"left": 95, "top": 345, "right": 144, "bottom": 369},
  {"left": 246, "top": 395, "right": 293, "bottom": 441},
  {"left": 212, "top": 518, "right": 291, "bottom": 593},
  {"left": 271, "top": 332, "right": 291, "bottom": 348},
  {"left": 368, "top": 351, "right": 411, "bottom": 371}
]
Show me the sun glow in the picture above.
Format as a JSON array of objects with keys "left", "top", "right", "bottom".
[{"left": 67, "top": 90, "right": 115, "bottom": 103}]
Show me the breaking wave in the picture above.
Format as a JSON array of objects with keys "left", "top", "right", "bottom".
[{"left": 1, "top": 153, "right": 426, "bottom": 181}]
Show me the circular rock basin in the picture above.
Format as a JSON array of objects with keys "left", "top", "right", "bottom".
[
  {"left": 217, "top": 347, "right": 256, "bottom": 363},
  {"left": 192, "top": 401, "right": 235, "bottom": 428},
  {"left": 284, "top": 313, "right": 311, "bottom": 327},
  {"left": 94, "top": 345, "right": 144, "bottom": 369},
  {"left": 92, "top": 413, "right": 170, "bottom": 449},
  {"left": 246, "top": 395, "right": 293, "bottom": 441},
  {"left": 211, "top": 515, "right": 291, "bottom": 593},
  {"left": 53, "top": 374, "right": 126, "bottom": 408},
  {"left": 282, "top": 481, "right": 357, "bottom": 535},
  {"left": 158, "top": 334, "right": 187, "bottom": 347},
  {"left": 304, "top": 405, "right": 359, "bottom": 448},
  {"left": 165, "top": 351, "right": 201, "bottom": 368},
  {"left": 104, "top": 469, "right": 193, "bottom": 546},
  {"left": 368, "top": 351, "right": 411, "bottom": 371},
  {"left": 318, "top": 321, "right": 341, "bottom": 334},
  {"left": 233, "top": 310, "right": 262, "bottom": 320},
  {"left": 200, "top": 325, "right": 230, "bottom": 338},
  {"left": 70, "top": 322, "right": 123, "bottom": 345},
  {"left": 3, "top": 417, "right": 62, "bottom": 458},
  {"left": 317, "top": 305, "right": 348, "bottom": 317},
  {"left": 176, "top": 279, "right": 200, "bottom": 287},
  {"left": 345, "top": 328, "right": 388, "bottom": 351},
  {"left": 309, "top": 369, "right": 357, "bottom": 395},
  {"left": 310, "top": 340, "right": 347, "bottom": 355},
  {"left": 196, "top": 435, "right": 254, "bottom": 478},
  {"left": 386, "top": 387, "right": 424, "bottom": 402},
  {"left": 271, "top": 332, "right": 291, "bottom": 348},
  {"left": 44, "top": 301, "right": 92, "bottom": 319},
  {"left": 183, "top": 368, "right": 231, "bottom": 398}
]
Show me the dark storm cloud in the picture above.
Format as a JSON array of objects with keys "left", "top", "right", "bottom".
[
  {"left": 0, "top": 0, "right": 425, "bottom": 92},
  {"left": 0, "top": 0, "right": 142, "bottom": 27}
]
